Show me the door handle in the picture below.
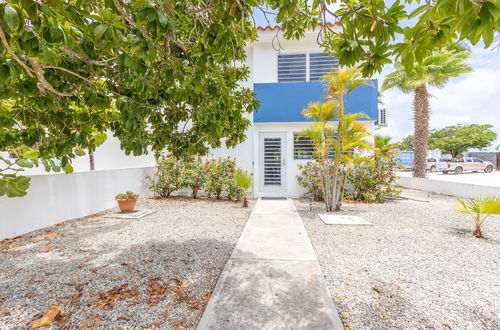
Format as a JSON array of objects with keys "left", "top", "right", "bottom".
[{"left": 282, "top": 158, "right": 285, "bottom": 166}]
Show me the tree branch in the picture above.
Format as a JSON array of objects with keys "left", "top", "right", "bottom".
[{"left": 0, "top": 25, "right": 35, "bottom": 77}]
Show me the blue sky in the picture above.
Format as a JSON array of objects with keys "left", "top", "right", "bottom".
[{"left": 253, "top": 4, "right": 500, "bottom": 150}]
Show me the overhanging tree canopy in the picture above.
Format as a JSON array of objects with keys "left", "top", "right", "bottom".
[{"left": 0, "top": 0, "right": 258, "bottom": 196}]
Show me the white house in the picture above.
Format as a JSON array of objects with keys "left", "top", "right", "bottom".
[
  {"left": 209, "top": 26, "right": 380, "bottom": 198},
  {"left": 1, "top": 26, "right": 380, "bottom": 198},
  {"left": 0, "top": 26, "right": 382, "bottom": 239}
]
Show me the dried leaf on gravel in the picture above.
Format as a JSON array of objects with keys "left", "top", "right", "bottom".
[
  {"left": 89, "top": 284, "right": 138, "bottom": 310},
  {"left": 48, "top": 233, "right": 58, "bottom": 237},
  {"left": 0, "top": 311, "right": 11, "bottom": 318},
  {"left": 28, "top": 305, "right": 62, "bottom": 328},
  {"left": 341, "top": 312, "right": 350, "bottom": 319},
  {"left": 372, "top": 287, "right": 382, "bottom": 294}
]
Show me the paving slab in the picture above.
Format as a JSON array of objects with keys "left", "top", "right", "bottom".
[{"left": 197, "top": 198, "right": 343, "bottom": 329}]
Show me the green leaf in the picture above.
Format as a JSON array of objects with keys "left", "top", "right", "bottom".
[
  {"left": 93, "top": 132, "right": 107, "bottom": 145},
  {"left": 3, "top": 5, "right": 20, "bottom": 31},
  {"left": 63, "top": 162, "right": 74, "bottom": 173},
  {"left": 74, "top": 147, "right": 86, "bottom": 156},
  {"left": 94, "top": 24, "right": 107, "bottom": 39},
  {"left": 22, "top": 149, "right": 39, "bottom": 159},
  {"left": 17, "top": 159, "right": 34, "bottom": 168},
  {"left": 408, "top": 4, "right": 428, "bottom": 19}
]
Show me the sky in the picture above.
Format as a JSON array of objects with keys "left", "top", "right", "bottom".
[{"left": 253, "top": 4, "right": 500, "bottom": 150}]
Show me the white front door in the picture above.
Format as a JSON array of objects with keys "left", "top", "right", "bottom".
[{"left": 259, "top": 132, "right": 287, "bottom": 196}]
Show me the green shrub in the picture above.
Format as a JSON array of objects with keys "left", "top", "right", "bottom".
[
  {"left": 296, "top": 162, "right": 327, "bottom": 201},
  {"left": 182, "top": 156, "right": 206, "bottom": 198},
  {"left": 148, "top": 154, "right": 184, "bottom": 198},
  {"left": 345, "top": 155, "right": 400, "bottom": 202},
  {"left": 235, "top": 170, "right": 252, "bottom": 207},
  {"left": 205, "top": 157, "right": 242, "bottom": 200},
  {"left": 297, "top": 156, "right": 400, "bottom": 203}
]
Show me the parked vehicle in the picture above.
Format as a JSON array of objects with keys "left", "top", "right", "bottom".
[
  {"left": 437, "top": 157, "right": 494, "bottom": 174},
  {"left": 426, "top": 158, "right": 451, "bottom": 172}
]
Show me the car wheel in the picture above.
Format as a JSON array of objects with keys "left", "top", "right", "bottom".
[
  {"left": 455, "top": 167, "right": 463, "bottom": 174},
  {"left": 442, "top": 171, "right": 448, "bottom": 174},
  {"left": 430, "top": 166, "right": 437, "bottom": 173},
  {"left": 485, "top": 165, "right": 493, "bottom": 173}
]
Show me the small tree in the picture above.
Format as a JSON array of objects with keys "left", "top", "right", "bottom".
[
  {"left": 300, "top": 67, "right": 372, "bottom": 212},
  {"left": 429, "top": 124, "right": 497, "bottom": 158},
  {"left": 454, "top": 195, "right": 500, "bottom": 238},
  {"left": 234, "top": 170, "right": 252, "bottom": 208},
  {"left": 398, "top": 135, "right": 414, "bottom": 151}
]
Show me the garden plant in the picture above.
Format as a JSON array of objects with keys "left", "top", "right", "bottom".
[
  {"left": 300, "top": 67, "right": 372, "bottom": 212},
  {"left": 234, "top": 170, "right": 252, "bottom": 208},
  {"left": 454, "top": 195, "right": 500, "bottom": 238}
]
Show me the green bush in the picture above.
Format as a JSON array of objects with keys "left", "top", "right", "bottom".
[
  {"left": 297, "top": 156, "right": 400, "bottom": 203},
  {"left": 148, "top": 154, "right": 184, "bottom": 198},
  {"left": 296, "top": 162, "right": 328, "bottom": 201},
  {"left": 182, "top": 156, "right": 206, "bottom": 198},
  {"left": 205, "top": 157, "right": 242, "bottom": 200}
]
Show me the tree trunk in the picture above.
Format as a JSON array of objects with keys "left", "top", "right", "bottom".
[
  {"left": 413, "top": 84, "right": 430, "bottom": 178},
  {"left": 473, "top": 224, "right": 483, "bottom": 238},
  {"left": 89, "top": 151, "right": 95, "bottom": 171}
]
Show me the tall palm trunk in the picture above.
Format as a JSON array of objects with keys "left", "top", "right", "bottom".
[{"left": 413, "top": 84, "right": 430, "bottom": 178}]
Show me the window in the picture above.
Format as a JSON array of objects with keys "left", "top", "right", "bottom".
[
  {"left": 309, "top": 53, "right": 339, "bottom": 81},
  {"left": 278, "top": 54, "right": 306, "bottom": 82},
  {"left": 294, "top": 134, "right": 315, "bottom": 159},
  {"left": 293, "top": 133, "right": 335, "bottom": 160}
]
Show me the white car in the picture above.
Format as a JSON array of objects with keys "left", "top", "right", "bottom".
[
  {"left": 426, "top": 158, "right": 451, "bottom": 173},
  {"left": 437, "top": 157, "right": 495, "bottom": 174}
]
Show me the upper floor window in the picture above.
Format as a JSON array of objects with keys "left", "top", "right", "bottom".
[
  {"left": 309, "top": 53, "right": 339, "bottom": 81},
  {"left": 278, "top": 54, "right": 306, "bottom": 82},
  {"left": 278, "top": 53, "right": 339, "bottom": 83}
]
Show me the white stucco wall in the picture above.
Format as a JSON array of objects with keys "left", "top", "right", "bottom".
[
  {"left": 396, "top": 175, "right": 500, "bottom": 198},
  {"left": 0, "top": 167, "right": 155, "bottom": 240},
  {"left": 1, "top": 133, "right": 157, "bottom": 176}
]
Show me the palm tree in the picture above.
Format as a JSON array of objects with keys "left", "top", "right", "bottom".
[
  {"left": 382, "top": 44, "right": 472, "bottom": 178},
  {"left": 454, "top": 195, "right": 500, "bottom": 238},
  {"left": 234, "top": 170, "right": 252, "bottom": 208},
  {"left": 300, "top": 67, "right": 372, "bottom": 212}
]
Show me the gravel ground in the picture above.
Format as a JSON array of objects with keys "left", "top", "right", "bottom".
[
  {"left": 295, "top": 189, "right": 500, "bottom": 330},
  {"left": 0, "top": 197, "right": 254, "bottom": 329}
]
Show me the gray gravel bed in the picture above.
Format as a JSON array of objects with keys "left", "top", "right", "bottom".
[
  {"left": 294, "top": 189, "right": 500, "bottom": 329},
  {"left": 0, "top": 197, "right": 254, "bottom": 329}
]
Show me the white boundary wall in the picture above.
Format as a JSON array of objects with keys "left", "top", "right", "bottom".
[
  {"left": 0, "top": 166, "right": 155, "bottom": 240},
  {"left": 396, "top": 176, "right": 500, "bottom": 198}
]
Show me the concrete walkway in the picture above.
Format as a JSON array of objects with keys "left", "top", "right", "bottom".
[{"left": 197, "top": 199, "right": 343, "bottom": 329}]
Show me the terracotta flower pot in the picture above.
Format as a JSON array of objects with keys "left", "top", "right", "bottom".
[{"left": 117, "top": 199, "right": 137, "bottom": 213}]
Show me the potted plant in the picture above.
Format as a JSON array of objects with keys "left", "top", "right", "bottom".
[{"left": 115, "top": 191, "right": 139, "bottom": 213}]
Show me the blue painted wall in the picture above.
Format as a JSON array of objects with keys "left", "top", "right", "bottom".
[{"left": 253, "top": 80, "right": 378, "bottom": 123}]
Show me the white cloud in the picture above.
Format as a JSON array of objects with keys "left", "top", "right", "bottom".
[{"left": 376, "top": 47, "right": 500, "bottom": 151}]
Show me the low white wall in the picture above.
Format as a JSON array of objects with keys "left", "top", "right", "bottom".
[
  {"left": 0, "top": 166, "right": 155, "bottom": 240},
  {"left": 396, "top": 176, "right": 500, "bottom": 198}
]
